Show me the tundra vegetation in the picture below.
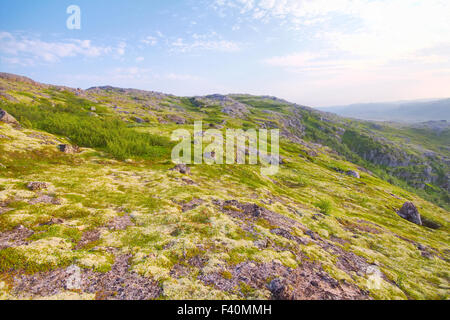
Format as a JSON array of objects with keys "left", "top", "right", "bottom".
[{"left": 0, "top": 73, "right": 448, "bottom": 300}]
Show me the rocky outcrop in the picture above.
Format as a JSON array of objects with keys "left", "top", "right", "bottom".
[{"left": 397, "top": 202, "right": 422, "bottom": 225}]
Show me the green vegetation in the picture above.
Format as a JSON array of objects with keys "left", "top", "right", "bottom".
[
  {"left": 2, "top": 99, "right": 172, "bottom": 161},
  {"left": 0, "top": 74, "right": 448, "bottom": 300}
]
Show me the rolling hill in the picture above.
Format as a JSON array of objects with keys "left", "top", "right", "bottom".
[{"left": 0, "top": 73, "right": 448, "bottom": 300}]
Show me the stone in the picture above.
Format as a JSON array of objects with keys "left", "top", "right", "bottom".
[
  {"left": 27, "top": 181, "right": 49, "bottom": 191},
  {"left": 397, "top": 202, "right": 422, "bottom": 225},
  {"left": 268, "top": 278, "right": 288, "bottom": 300},
  {"left": 346, "top": 170, "right": 361, "bottom": 179},
  {"left": 58, "top": 144, "right": 80, "bottom": 154},
  {"left": 133, "top": 117, "right": 145, "bottom": 123},
  {"left": 170, "top": 164, "right": 191, "bottom": 175}
]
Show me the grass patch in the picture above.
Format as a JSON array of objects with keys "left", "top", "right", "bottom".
[
  {"left": 315, "top": 199, "right": 334, "bottom": 214},
  {"left": 2, "top": 100, "right": 173, "bottom": 161}
]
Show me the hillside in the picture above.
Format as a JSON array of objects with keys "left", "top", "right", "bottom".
[
  {"left": 0, "top": 73, "right": 449, "bottom": 300},
  {"left": 319, "top": 99, "right": 450, "bottom": 123}
]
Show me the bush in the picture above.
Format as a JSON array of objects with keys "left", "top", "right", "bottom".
[{"left": 316, "top": 199, "right": 333, "bottom": 214}]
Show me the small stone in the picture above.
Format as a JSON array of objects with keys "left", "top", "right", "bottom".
[
  {"left": 268, "top": 278, "right": 288, "bottom": 300},
  {"left": 170, "top": 164, "right": 191, "bottom": 175},
  {"left": 346, "top": 170, "right": 360, "bottom": 179}
]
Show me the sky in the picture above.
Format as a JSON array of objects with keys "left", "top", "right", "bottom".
[{"left": 0, "top": 0, "right": 449, "bottom": 107}]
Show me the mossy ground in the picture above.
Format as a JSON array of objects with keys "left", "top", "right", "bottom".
[{"left": 0, "top": 77, "right": 448, "bottom": 300}]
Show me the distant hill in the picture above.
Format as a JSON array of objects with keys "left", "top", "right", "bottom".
[{"left": 319, "top": 98, "right": 450, "bottom": 123}]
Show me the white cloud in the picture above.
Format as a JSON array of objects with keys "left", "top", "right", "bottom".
[
  {"left": 116, "top": 42, "right": 126, "bottom": 56},
  {"left": 215, "top": 0, "right": 450, "bottom": 63},
  {"left": 141, "top": 36, "right": 158, "bottom": 46},
  {"left": 170, "top": 32, "right": 241, "bottom": 53},
  {"left": 0, "top": 32, "right": 113, "bottom": 65},
  {"left": 165, "top": 73, "right": 200, "bottom": 81}
]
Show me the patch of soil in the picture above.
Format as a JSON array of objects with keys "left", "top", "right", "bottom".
[
  {"left": 106, "top": 215, "right": 134, "bottom": 231},
  {"left": 337, "top": 218, "right": 382, "bottom": 235},
  {"left": 28, "top": 195, "right": 61, "bottom": 205},
  {"left": 213, "top": 199, "right": 307, "bottom": 234},
  {"left": 180, "top": 198, "right": 204, "bottom": 212},
  {"left": 0, "top": 225, "right": 34, "bottom": 249},
  {"left": 12, "top": 254, "right": 162, "bottom": 300},
  {"left": 199, "top": 260, "right": 370, "bottom": 300},
  {"left": 170, "top": 264, "right": 192, "bottom": 279},
  {"left": 75, "top": 229, "right": 101, "bottom": 250}
]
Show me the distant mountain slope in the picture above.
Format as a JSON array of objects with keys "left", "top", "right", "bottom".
[{"left": 319, "top": 99, "right": 450, "bottom": 123}]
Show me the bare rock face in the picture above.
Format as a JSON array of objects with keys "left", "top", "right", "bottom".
[
  {"left": 397, "top": 202, "right": 422, "bottom": 225},
  {"left": 0, "top": 109, "right": 20, "bottom": 127},
  {"left": 58, "top": 144, "right": 80, "bottom": 154}
]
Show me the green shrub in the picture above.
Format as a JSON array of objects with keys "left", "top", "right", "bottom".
[{"left": 315, "top": 199, "right": 333, "bottom": 214}]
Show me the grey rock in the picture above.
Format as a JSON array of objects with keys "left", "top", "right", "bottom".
[
  {"left": 397, "top": 202, "right": 422, "bottom": 225},
  {"left": 346, "top": 170, "right": 361, "bottom": 179},
  {"left": 58, "top": 144, "right": 80, "bottom": 154},
  {"left": 27, "top": 182, "right": 49, "bottom": 191},
  {"left": 170, "top": 164, "right": 191, "bottom": 175}
]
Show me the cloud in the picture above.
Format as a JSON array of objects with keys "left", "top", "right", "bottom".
[
  {"left": 141, "top": 36, "right": 158, "bottom": 46},
  {"left": 0, "top": 32, "right": 113, "bottom": 65},
  {"left": 170, "top": 32, "right": 241, "bottom": 53},
  {"left": 116, "top": 42, "right": 126, "bottom": 56},
  {"left": 215, "top": 0, "right": 450, "bottom": 62},
  {"left": 165, "top": 73, "right": 200, "bottom": 81}
]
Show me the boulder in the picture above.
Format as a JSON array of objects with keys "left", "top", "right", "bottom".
[
  {"left": 58, "top": 144, "right": 80, "bottom": 154},
  {"left": 27, "top": 182, "right": 49, "bottom": 191},
  {"left": 0, "top": 109, "right": 19, "bottom": 127},
  {"left": 346, "top": 170, "right": 360, "bottom": 179},
  {"left": 397, "top": 202, "right": 422, "bottom": 225}
]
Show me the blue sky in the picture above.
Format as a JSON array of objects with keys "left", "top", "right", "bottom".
[{"left": 1, "top": 0, "right": 449, "bottom": 107}]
